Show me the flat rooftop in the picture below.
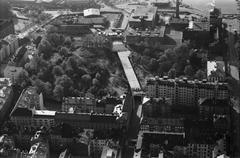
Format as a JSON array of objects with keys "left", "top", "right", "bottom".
[
  {"left": 118, "top": 51, "right": 141, "bottom": 91},
  {"left": 13, "top": 87, "right": 41, "bottom": 110},
  {"left": 130, "top": 6, "right": 157, "bottom": 22}
]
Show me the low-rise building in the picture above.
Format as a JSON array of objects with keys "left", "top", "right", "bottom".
[
  {"left": 129, "top": 6, "right": 158, "bottom": 29},
  {"left": 84, "top": 8, "right": 100, "bottom": 17},
  {"left": 126, "top": 27, "right": 183, "bottom": 50}
]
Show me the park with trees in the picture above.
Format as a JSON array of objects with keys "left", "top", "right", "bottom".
[
  {"left": 130, "top": 43, "right": 207, "bottom": 81},
  {"left": 21, "top": 32, "right": 128, "bottom": 101}
]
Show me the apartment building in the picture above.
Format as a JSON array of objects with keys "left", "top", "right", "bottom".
[
  {"left": 146, "top": 76, "right": 229, "bottom": 106},
  {"left": 55, "top": 112, "right": 122, "bottom": 130}
]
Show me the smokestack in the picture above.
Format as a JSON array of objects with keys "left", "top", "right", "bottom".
[{"left": 176, "top": 0, "right": 180, "bottom": 18}]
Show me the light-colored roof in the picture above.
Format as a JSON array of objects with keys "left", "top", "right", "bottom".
[
  {"left": 118, "top": 51, "right": 141, "bottom": 90},
  {"left": 207, "top": 61, "right": 225, "bottom": 76},
  {"left": 229, "top": 65, "right": 239, "bottom": 81},
  {"left": 84, "top": 8, "right": 100, "bottom": 17},
  {"left": 34, "top": 110, "right": 56, "bottom": 116}
]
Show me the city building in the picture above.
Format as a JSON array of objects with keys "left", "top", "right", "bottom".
[
  {"left": 101, "top": 146, "right": 118, "bottom": 158},
  {"left": 186, "top": 142, "right": 214, "bottom": 158},
  {"left": 184, "top": 21, "right": 210, "bottom": 46},
  {"left": 151, "top": 0, "right": 172, "bottom": 9},
  {"left": 129, "top": 6, "right": 158, "bottom": 29},
  {"left": 146, "top": 76, "right": 229, "bottom": 106},
  {"left": 0, "top": 34, "right": 19, "bottom": 64},
  {"left": 3, "top": 34, "right": 19, "bottom": 56},
  {"left": 62, "top": 96, "right": 123, "bottom": 114},
  {"left": 134, "top": 131, "right": 186, "bottom": 158},
  {"left": 198, "top": 98, "right": 229, "bottom": 120},
  {"left": 140, "top": 117, "right": 185, "bottom": 137},
  {"left": 0, "top": 19, "right": 14, "bottom": 39},
  {"left": 0, "top": 78, "right": 13, "bottom": 124},
  {"left": 0, "top": 134, "right": 15, "bottom": 157},
  {"left": 65, "top": 0, "right": 94, "bottom": 6},
  {"left": 207, "top": 61, "right": 226, "bottom": 82},
  {"left": 54, "top": 112, "right": 123, "bottom": 130},
  {"left": 230, "top": 97, "right": 240, "bottom": 157},
  {"left": 10, "top": 87, "right": 56, "bottom": 130},
  {"left": 53, "top": 13, "right": 108, "bottom": 27},
  {"left": 212, "top": 138, "right": 227, "bottom": 158},
  {"left": 126, "top": 27, "right": 183, "bottom": 50},
  {"left": 28, "top": 142, "right": 49, "bottom": 158},
  {"left": 142, "top": 97, "right": 172, "bottom": 117},
  {"left": 84, "top": 8, "right": 100, "bottom": 17},
  {"left": 3, "top": 66, "right": 24, "bottom": 84},
  {"left": 62, "top": 97, "right": 97, "bottom": 113},
  {"left": 0, "top": 40, "right": 10, "bottom": 63},
  {"left": 54, "top": 25, "right": 92, "bottom": 35}
]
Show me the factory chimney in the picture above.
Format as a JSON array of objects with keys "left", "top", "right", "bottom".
[{"left": 176, "top": 0, "right": 180, "bottom": 18}]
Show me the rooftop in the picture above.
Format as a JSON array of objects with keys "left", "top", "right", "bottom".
[
  {"left": 117, "top": 50, "right": 141, "bottom": 91},
  {"left": 11, "top": 87, "right": 43, "bottom": 116},
  {"left": 198, "top": 98, "right": 229, "bottom": 107},
  {"left": 0, "top": 78, "right": 12, "bottom": 111},
  {"left": 28, "top": 142, "right": 48, "bottom": 157},
  {"left": 33, "top": 110, "right": 56, "bottom": 117},
  {"left": 53, "top": 14, "right": 107, "bottom": 26},
  {"left": 207, "top": 61, "right": 225, "bottom": 77},
  {"left": 130, "top": 6, "right": 157, "bottom": 22},
  {"left": 147, "top": 76, "right": 228, "bottom": 88},
  {"left": 83, "top": 8, "right": 100, "bottom": 17},
  {"left": 188, "top": 21, "right": 210, "bottom": 31},
  {"left": 127, "top": 26, "right": 166, "bottom": 38},
  {"left": 2, "top": 34, "right": 18, "bottom": 43},
  {"left": 4, "top": 66, "right": 23, "bottom": 76},
  {"left": 101, "top": 146, "right": 117, "bottom": 158}
]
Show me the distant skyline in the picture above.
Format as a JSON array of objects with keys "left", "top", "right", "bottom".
[{"left": 183, "top": 0, "right": 238, "bottom": 14}]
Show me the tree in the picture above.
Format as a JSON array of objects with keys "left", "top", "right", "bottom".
[
  {"left": 149, "top": 58, "right": 159, "bottom": 72},
  {"left": 17, "top": 69, "right": 30, "bottom": 88},
  {"left": 81, "top": 74, "right": 92, "bottom": 89},
  {"left": 168, "top": 68, "right": 176, "bottom": 79},
  {"left": 55, "top": 75, "right": 73, "bottom": 91},
  {"left": 92, "top": 78, "right": 100, "bottom": 86},
  {"left": 195, "top": 70, "right": 206, "bottom": 80},
  {"left": 59, "top": 47, "right": 69, "bottom": 57},
  {"left": 52, "top": 65, "right": 64, "bottom": 76},
  {"left": 53, "top": 85, "right": 64, "bottom": 101},
  {"left": 38, "top": 39, "right": 53, "bottom": 59},
  {"left": 184, "top": 65, "right": 194, "bottom": 77}
]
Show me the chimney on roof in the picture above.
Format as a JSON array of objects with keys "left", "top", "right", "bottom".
[{"left": 176, "top": 0, "right": 180, "bottom": 18}]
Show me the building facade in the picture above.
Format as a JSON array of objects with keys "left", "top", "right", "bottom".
[{"left": 146, "top": 76, "right": 229, "bottom": 106}]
